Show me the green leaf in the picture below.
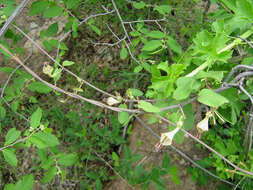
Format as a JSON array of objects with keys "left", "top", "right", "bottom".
[
  {"left": 95, "top": 179, "right": 102, "bottom": 190},
  {"left": 236, "top": 0, "right": 253, "bottom": 21},
  {"left": 43, "top": 5, "right": 63, "bottom": 18},
  {"left": 15, "top": 174, "right": 34, "bottom": 190},
  {"left": 62, "top": 60, "right": 75, "bottom": 66},
  {"left": 118, "top": 104, "right": 129, "bottom": 124},
  {"left": 57, "top": 153, "right": 78, "bottom": 166},
  {"left": 41, "top": 156, "right": 55, "bottom": 170},
  {"left": 29, "top": 131, "right": 59, "bottom": 149},
  {"left": 2, "top": 5, "right": 16, "bottom": 17},
  {"left": 169, "top": 165, "right": 180, "bottom": 184},
  {"left": 0, "top": 67, "right": 22, "bottom": 75},
  {"left": 29, "top": 1, "right": 49, "bottom": 15},
  {"left": 130, "top": 30, "right": 141, "bottom": 37},
  {"left": 1, "top": 0, "right": 15, "bottom": 5},
  {"left": 2, "top": 148, "right": 18, "bottom": 167},
  {"left": 198, "top": 89, "right": 229, "bottom": 107},
  {"left": 154, "top": 5, "right": 172, "bottom": 15},
  {"left": 120, "top": 47, "right": 128, "bottom": 60},
  {"left": 142, "top": 40, "right": 163, "bottom": 52},
  {"left": 133, "top": 1, "right": 146, "bottom": 9},
  {"left": 11, "top": 100, "right": 19, "bottom": 112},
  {"left": 45, "top": 23, "right": 58, "bottom": 37},
  {"left": 5, "top": 128, "right": 21, "bottom": 145},
  {"left": 182, "top": 104, "right": 194, "bottom": 130},
  {"left": 219, "top": 0, "right": 236, "bottom": 12},
  {"left": 162, "top": 152, "right": 170, "bottom": 169},
  {"left": 4, "top": 184, "right": 15, "bottom": 190},
  {"left": 30, "top": 107, "right": 42, "bottom": 129},
  {"left": 0, "top": 106, "right": 6, "bottom": 119},
  {"left": 112, "top": 152, "right": 119, "bottom": 167},
  {"left": 128, "top": 88, "right": 143, "bottom": 97},
  {"left": 173, "top": 77, "right": 200, "bottom": 100},
  {"left": 64, "top": 0, "right": 78, "bottom": 9},
  {"left": 90, "top": 25, "right": 101, "bottom": 36},
  {"left": 195, "top": 71, "right": 224, "bottom": 82},
  {"left": 146, "top": 31, "right": 165, "bottom": 39},
  {"left": 41, "top": 166, "right": 57, "bottom": 183},
  {"left": 43, "top": 40, "right": 52, "bottom": 51},
  {"left": 27, "top": 82, "right": 52, "bottom": 94},
  {"left": 174, "top": 130, "right": 184, "bottom": 144},
  {"left": 72, "top": 19, "right": 79, "bottom": 38},
  {"left": 167, "top": 36, "right": 182, "bottom": 54},
  {"left": 138, "top": 101, "right": 160, "bottom": 113},
  {"left": 134, "top": 65, "right": 143, "bottom": 73}
]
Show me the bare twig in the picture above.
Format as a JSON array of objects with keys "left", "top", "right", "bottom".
[
  {"left": 135, "top": 116, "right": 235, "bottom": 187},
  {"left": 0, "top": 0, "right": 30, "bottom": 38},
  {"left": 111, "top": 0, "right": 133, "bottom": 46},
  {"left": 0, "top": 43, "right": 141, "bottom": 114},
  {"left": 94, "top": 151, "right": 134, "bottom": 189},
  {"left": 157, "top": 115, "right": 253, "bottom": 177},
  {"left": 123, "top": 17, "right": 166, "bottom": 24}
]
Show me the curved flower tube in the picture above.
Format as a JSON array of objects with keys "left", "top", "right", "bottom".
[{"left": 160, "top": 127, "right": 180, "bottom": 146}]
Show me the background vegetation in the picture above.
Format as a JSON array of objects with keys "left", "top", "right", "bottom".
[{"left": 1, "top": 0, "right": 253, "bottom": 189}]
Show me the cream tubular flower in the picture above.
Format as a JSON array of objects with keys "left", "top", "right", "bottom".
[
  {"left": 196, "top": 111, "right": 212, "bottom": 133},
  {"left": 160, "top": 127, "right": 180, "bottom": 146},
  {"left": 106, "top": 97, "right": 120, "bottom": 106}
]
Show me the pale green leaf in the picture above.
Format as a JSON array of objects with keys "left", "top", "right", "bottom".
[
  {"left": 5, "top": 128, "right": 21, "bottom": 145},
  {"left": 29, "top": 1, "right": 49, "bottom": 15},
  {"left": 169, "top": 165, "right": 180, "bottom": 184},
  {"left": 128, "top": 88, "right": 143, "bottom": 97},
  {"left": 0, "top": 106, "right": 6, "bottom": 119},
  {"left": 15, "top": 174, "right": 34, "bottom": 190},
  {"left": 45, "top": 23, "right": 58, "bottom": 37},
  {"left": 146, "top": 31, "right": 165, "bottom": 39},
  {"left": 198, "top": 89, "right": 229, "bottom": 107},
  {"left": 112, "top": 152, "right": 119, "bottom": 166},
  {"left": 138, "top": 101, "right": 160, "bottom": 113},
  {"left": 11, "top": 100, "right": 19, "bottom": 112},
  {"left": 130, "top": 30, "right": 141, "bottom": 37},
  {"left": 133, "top": 1, "right": 146, "bottom": 9},
  {"left": 30, "top": 107, "right": 42, "bottom": 129},
  {"left": 142, "top": 40, "right": 163, "bottom": 52},
  {"left": 27, "top": 82, "right": 52, "bottom": 94},
  {"left": 4, "top": 184, "right": 15, "bottom": 190},
  {"left": 29, "top": 131, "right": 59, "bottom": 149},
  {"left": 167, "top": 36, "right": 182, "bottom": 54},
  {"left": 134, "top": 65, "right": 143, "bottom": 73},
  {"left": 120, "top": 47, "right": 128, "bottom": 60},
  {"left": 62, "top": 60, "right": 75, "bottom": 66},
  {"left": 2, "top": 148, "right": 18, "bottom": 167},
  {"left": 43, "top": 5, "right": 63, "bottom": 18},
  {"left": 173, "top": 77, "right": 200, "bottom": 100},
  {"left": 90, "top": 25, "right": 101, "bottom": 36},
  {"left": 118, "top": 104, "right": 129, "bottom": 124},
  {"left": 57, "top": 153, "right": 78, "bottom": 166},
  {"left": 154, "top": 5, "right": 172, "bottom": 15},
  {"left": 41, "top": 166, "right": 57, "bottom": 183},
  {"left": 195, "top": 71, "right": 224, "bottom": 82},
  {"left": 65, "top": 0, "right": 78, "bottom": 9}
]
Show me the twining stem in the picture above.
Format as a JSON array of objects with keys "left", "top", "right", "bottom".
[{"left": 186, "top": 28, "right": 253, "bottom": 77}]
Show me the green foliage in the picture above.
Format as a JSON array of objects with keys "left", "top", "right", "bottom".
[{"left": 1, "top": 0, "right": 253, "bottom": 189}]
